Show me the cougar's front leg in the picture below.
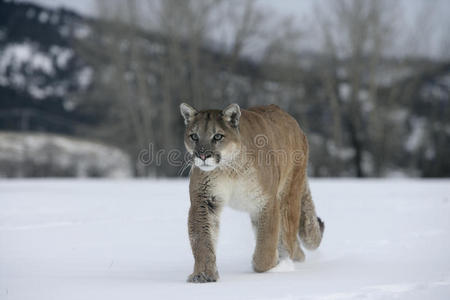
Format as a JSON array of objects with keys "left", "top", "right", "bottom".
[
  {"left": 187, "top": 195, "right": 222, "bottom": 283},
  {"left": 252, "top": 198, "right": 280, "bottom": 272}
]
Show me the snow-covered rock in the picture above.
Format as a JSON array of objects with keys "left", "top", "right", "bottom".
[{"left": 0, "top": 132, "right": 132, "bottom": 177}]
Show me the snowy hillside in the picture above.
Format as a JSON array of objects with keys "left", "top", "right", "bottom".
[
  {"left": 0, "top": 132, "right": 132, "bottom": 177},
  {"left": 0, "top": 1, "right": 91, "bottom": 100},
  {"left": 1, "top": 179, "right": 449, "bottom": 299}
]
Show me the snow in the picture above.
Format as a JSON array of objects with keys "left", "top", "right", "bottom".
[
  {"left": 74, "top": 24, "right": 91, "bottom": 39},
  {"left": 38, "top": 11, "right": 49, "bottom": 23},
  {"left": 405, "top": 118, "right": 426, "bottom": 152},
  {"left": 77, "top": 67, "right": 93, "bottom": 89},
  {"left": 0, "top": 132, "right": 132, "bottom": 178},
  {"left": 0, "top": 43, "right": 63, "bottom": 98},
  {"left": 0, "top": 179, "right": 449, "bottom": 300},
  {"left": 326, "top": 141, "right": 354, "bottom": 161},
  {"left": 50, "top": 46, "right": 73, "bottom": 68},
  {"left": 269, "top": 259, "right": 296, "bottom": 273}
]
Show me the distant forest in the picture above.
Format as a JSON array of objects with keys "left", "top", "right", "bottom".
[{"left": 1, "top": 0, "right": 449, "bottom": 177}]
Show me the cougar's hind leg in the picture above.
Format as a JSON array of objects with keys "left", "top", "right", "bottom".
[{"left": 279, "top": 168, "right": 305, "bottom": 262}]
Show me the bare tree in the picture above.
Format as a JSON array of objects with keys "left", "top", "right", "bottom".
[
  {"left": 76, "top": 0, "right": 273, "bottom": 176},
  {"left": 315, "top": 0, "right": 398, "bottom": 177}
]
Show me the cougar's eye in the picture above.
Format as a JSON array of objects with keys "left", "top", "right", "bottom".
[
  {"left": 213, "top": 134, "right": 224, "bottom": 141},
  {"left": 190, "top": 133, "right": 199, "bottom": 142}
]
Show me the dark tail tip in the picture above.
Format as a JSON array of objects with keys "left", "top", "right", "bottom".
[{"left": 317, "top": 217, "right": 325, "bottom": 234}]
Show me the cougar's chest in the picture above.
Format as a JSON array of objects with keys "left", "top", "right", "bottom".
[{"left": 212, "top": 173, "right": 266, "bottom": 214}]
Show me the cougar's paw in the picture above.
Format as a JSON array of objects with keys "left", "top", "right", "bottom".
[
  {"left": 187, "top": 271, "right": 219, "bottom": 283},
  {"left": 252, "top": 250, "right": 279, "bottom": 273},
  {"left": 291, "top": 243, "right": 305, "bottom": 262},
  {"left": 292, "top": 246, "right": 305, "bottom": 262}
]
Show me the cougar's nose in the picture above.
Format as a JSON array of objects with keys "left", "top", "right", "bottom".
[{"left": 197, "top": 152, "right": 212, "bottom": 161}]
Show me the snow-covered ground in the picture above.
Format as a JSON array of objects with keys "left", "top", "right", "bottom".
[
  {"left": 0, "top": 132, "right": 132, "bottom": 178},
  {"left": 0, "top": 179, "right": 449, "bottom": 300}
]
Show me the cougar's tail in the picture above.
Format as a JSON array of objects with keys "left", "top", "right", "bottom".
[{"left": 299, "top": 182, "right": 324, "bottom": 250}]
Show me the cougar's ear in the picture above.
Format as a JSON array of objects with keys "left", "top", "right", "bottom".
[
  {"left": 180, "top": 103, "right": 198, "bottom": 125},
  {"left": 222, "top": 103, "right": 241, "bottom": 128}
]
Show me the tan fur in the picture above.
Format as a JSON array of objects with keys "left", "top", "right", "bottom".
[{"left": 180, "top": 103, "right": 324, "bottom": 283}]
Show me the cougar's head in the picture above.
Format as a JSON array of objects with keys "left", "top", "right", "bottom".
[{"left": 180, "top": 103, "right": 241, "bottom": 172}]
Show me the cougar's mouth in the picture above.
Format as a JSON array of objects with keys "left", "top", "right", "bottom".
[{"left": 194, "top": 156, "right": 218, "bottom": 172}]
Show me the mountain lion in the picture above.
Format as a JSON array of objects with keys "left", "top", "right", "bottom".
[{"left": 180, "top": 103, "right": 324, "bottom": 283}]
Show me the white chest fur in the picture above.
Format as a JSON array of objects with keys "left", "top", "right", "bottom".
[{"left": 211, "top": 172, "right": 267, "bottom": 215}]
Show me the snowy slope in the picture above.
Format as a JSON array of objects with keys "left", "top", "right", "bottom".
[
  {"left": 0, "top": 132, "right": 132, "bottom": 178},
  {"left": 0, "top": 179, "right": 449, "bottom": 300}
]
